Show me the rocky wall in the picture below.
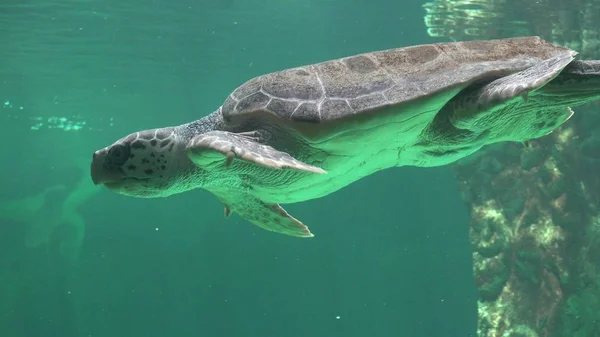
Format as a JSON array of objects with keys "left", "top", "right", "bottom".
[{"left": 452, "top": 104, "right": 600, "bottom": 337}]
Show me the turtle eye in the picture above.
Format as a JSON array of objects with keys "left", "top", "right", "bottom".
[{"left": 107, "top": 143, "right": 130, "bottom": 166}]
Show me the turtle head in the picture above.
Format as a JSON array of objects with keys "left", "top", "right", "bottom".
[{"left": 91, "top": 127, "right": 199, "bottom": 197}]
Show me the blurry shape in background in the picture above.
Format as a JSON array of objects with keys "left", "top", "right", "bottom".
[
  {"left": 422, "top": 0, "right": 600, "bottom": 59},
  {"left": 0, "top": 185, "right": 66, "bottom": 225},
  {"left": 2, "top": 99, "right": 114, "bottom": 132},
  {"left": 0, "top": 157, "right": 100, "bottom": 265}
]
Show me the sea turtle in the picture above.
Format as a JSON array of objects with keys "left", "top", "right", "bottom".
[{"left": 90, "top": 36, "right": 600, "bottom": 238}]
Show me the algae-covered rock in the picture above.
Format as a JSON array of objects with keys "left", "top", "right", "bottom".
[
  {"left": 451, "top": 111, "right": 599, "bottom": 336},
  {"left": 559, "top": 280, "right": 600, "bottom": 337}
]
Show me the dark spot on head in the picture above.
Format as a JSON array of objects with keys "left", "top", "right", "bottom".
[
  {"left": 161, "top": 165, "right": 166, "bottom": 170},
  {"left": 150, "top": 153, "right": 156, "bottom": 158},
  {"left": 150, "top": 139, "right": 157, "bottom": 146},
  {"left": 141, "top": 158, "right": 150, "bottom": 164},
  {"left": 160, "top": 154, "right": 165, "bottom": 158},
  {"left": 168, "top": 143, "right": 175, "bottom": 151},
  {"left": 127, "top": 165, "right": 137, "bottom": 171},
  {"left": 131, "top": 141, "right": 146, "bottom": 150},
  {"left": 106, "top": 144, "right": 130, "bottom": 167},
  {"left": 144, "top": 169, "right": 153, "bottom": 175},
  {"left": 160, "top": 139, "right": 170, "bottom": 148}
]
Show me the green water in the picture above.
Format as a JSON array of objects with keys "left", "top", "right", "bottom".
[{"left": 1, "top": 1, "right": 479, "bottom": 336}]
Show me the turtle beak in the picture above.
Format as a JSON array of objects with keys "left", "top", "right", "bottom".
[{"left": 90, "top": 149, "right": 121, "bottom": 185}]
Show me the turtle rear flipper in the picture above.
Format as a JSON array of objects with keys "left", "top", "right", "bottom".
[
  {"left": 214, "top": 191, "right": 314, "bottom": 238},
  {"left": 451, "top": 51, "right": 577, "bottom": 131},
  {"left": 186, "top": 130, "right": 326, "bottom": 174}
]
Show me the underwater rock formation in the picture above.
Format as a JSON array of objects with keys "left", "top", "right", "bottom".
[{"left": 452, "top": 104, "right": 600, "bottom": 337}]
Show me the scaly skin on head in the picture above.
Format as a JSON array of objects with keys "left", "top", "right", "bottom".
[{"left": 90, "top": 108, "right": 225, "bottom": 198}]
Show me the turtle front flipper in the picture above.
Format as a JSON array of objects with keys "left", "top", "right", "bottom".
[
  {"left": 213, "top": 191, "right": 314, "bottom": 238},
  {"left": 186, "top": 130, "right": 326, "bottom": 174},
  {"left": 451, "top": 50, "right": 577, "bottom": 131}
]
